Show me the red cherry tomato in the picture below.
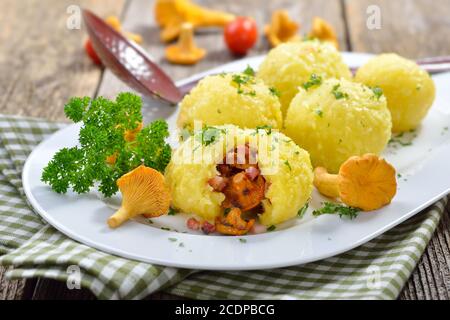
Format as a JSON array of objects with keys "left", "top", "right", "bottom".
[
  {"left": 224, "top": 17, "right": 258, "bottom": 55},
  {"left": 84, "top": 39, "right": 102, "bottom": 65}
]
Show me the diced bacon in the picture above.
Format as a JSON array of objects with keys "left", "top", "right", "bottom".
[
  {"left": 201, "top": 221, "right": 216, "bottom": 234},
  {"left": 245, "top": 166, "right": 260, "bottom": 180},
  {"left": 187, "top": 217, "right": 200, "bottom": 230},
  {"left": 250, "top": 223, "right": 267, "bottom": 234},
  {"left": 208, "top": 176, "right": 228, "bottom": 191}
]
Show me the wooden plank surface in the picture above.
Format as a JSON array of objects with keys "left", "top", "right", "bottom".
[
  {"left": 0, "top": 0, "right": 126, "bottom": 300},
  {"left": 0, "top": 0, "right": 449, "bottom": 300}
]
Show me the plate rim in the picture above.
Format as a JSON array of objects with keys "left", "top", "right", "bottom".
[{"left": 22, "top": 52, "right": 450, "bottom": 270}]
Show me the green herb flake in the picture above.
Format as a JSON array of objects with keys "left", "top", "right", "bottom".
[
  {"left": 168, "top": 237, "right": 177, "bottom": 242},
  {"left": 302, "top": 74, "right": 323, "bottom": 90},
  {"left": 297, "top": 203, "right": 309, "bottom": 218},
  {"left": 267, "top": 225, "right": 276, "bottom": 232},
  {"left": 313, "top": 202, "right": 360, "bottom": 219},
  {"left": 179, "top": 242, "right": 185, "bottom": 247},
  {"left": 269, "top": 87, "right": 281, "bottom": 97},
  {"left": 331, "top": 84, "right": 349, "bottom": 100},
  {"left": 284, "top": 160, "right": 292, "bottom": 171},
  {"left": 315, "top": 109, "right": 324, "bottom": 117},
  {"left": 161, "top": 227, "right": 171, "bottom": 231},
  {"left": 231, "top": 73, "right": 256, "bottom": 96},
  {"left": 239, "top": 238, "right": 247, "bottom": 243},
  {"left": 370, "top": 86, "right": 383, "bottom": 100},
  {"left": 256, "top": 125, "right": 272, "bottom": 135},
  {"left": 168, "top": 208, "right": 177, "bottom": 216},
  {"left": 197, "top": 126, "right": 224, "bottom": 146},
  {"left": 243, "top": 65, "right": 255, "bottom": 77}
]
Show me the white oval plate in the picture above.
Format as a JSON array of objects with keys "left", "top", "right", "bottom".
[{"left": 23, "top": 53, "right": 450, "bottom": 270}]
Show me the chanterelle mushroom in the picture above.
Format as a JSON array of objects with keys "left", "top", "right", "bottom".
[
  {"left": 165, "top": 23, "right": 206, "bottom": 64},
  {"left": 215, "top": 207, "right": 255, "bottom": 236},
  {"left": 107, "top": 165, "right": 171, "bottom": 228},
  {"left": 313, "top": 154, "right": 397, "bottom": 211},
  {"left": 264, "top": 10, "right": 300, "bottom": 47},
  {"left": 155, "top": 0, "right": 235, "bottom": 42},
  {"left": 309, "top": 17, "right": 339, "bottom": 49}
]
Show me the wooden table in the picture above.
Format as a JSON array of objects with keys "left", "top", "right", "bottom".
[{"left": 1, "top": 0, "right": 449, "bottom": 300}]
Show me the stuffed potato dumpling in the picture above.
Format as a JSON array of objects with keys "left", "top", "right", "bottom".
[
  {"left": 284, "top": 78, "right": 392, "bottom": 173},
  {"left": 177, "top": 73, "right": 283, "bottom": 131},
  {"left": 355, "top": 53, "right": 435, "bottom": 132},
  {"left": 257, "top": 40, "right": 352, "bottom": 116},
  {"left": 165, "top": 125, "right": 313, "bottom": 228}
]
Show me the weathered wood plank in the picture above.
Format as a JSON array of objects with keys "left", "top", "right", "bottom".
[
  {"left": 344, "top": 0, "right": 450, "bottom": 58},
  {"left": 343, "top": 0, "right": 450, "bottom": 300},
  {"left": 0, "top": 0, "right": 126, "bottom": 300},
  {"left": 0, "top": 0, "right": 126, "bottom": 121}
]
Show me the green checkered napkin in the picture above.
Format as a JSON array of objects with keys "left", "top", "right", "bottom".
[{"left": 0, "top": 114, "right": 447, "bottom": 300}]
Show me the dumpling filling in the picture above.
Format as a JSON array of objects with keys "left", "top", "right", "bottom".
[{"left": 208, "top": 144, "right": 267, "bottom": 235}]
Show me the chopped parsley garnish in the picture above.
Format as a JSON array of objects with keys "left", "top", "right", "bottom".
[
  {"left": 168, "top": 237, "right": 177, "bottom": 242},
  {"left": 315, "top": 109, "right": 324, "bottom": 117},
  {"left": 331, "top": 84, "right": 349, "bottom": 100},
  {"left": 168, "top": 208, "right": 177, "bottom": 216},
  {"left": 41, "top": 93, "right": 171, "bottom": 197},
  {"left": 197, "top": 126, "right": 224, "bottom": 146},
  {"left": 370, "top": 86, "right": 383, "bottom": 100},
  {"left": 232, "top": 72, "right": 256, "bottom": 96},
  {"left": 255, "top": 125, "right": 272, "bottom": 135},
  {"left": 297, "top": 203, "right": 309, "bottom": 218},
  {"left": 179, "top": 242, "right": 185, "bottom": 247},
  {"left": 267, "top": 225, "right": 276, "bottom": 232},
  {"left": 388, "top": 132, "right": 414, "bottom": 147},
  {"left": 269, "top": 87, "right": 281, "bottom": 97},
  {"left": 161, "top": 227, "right": 171, "bottom": 231},
  {"left": 243, "top": 65, "right": 255, "bottom": 76},
  {"left": 239, "top": 238, "right": 247, "bottom": 243},
  {"left": 284, "top": 160, "right": 292, "bottom": 171},
  {"left": 302, "top": 74, "right": 323, "bottom": 90},
  {"left": 313, "top": 202, "right": 360, "bottom": 219}
]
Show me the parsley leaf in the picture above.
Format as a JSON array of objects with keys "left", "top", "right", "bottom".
[
  {"left": 269, "top": 87, "right": 281, "bottom": 97},
  {"left": 168, "top": 208, "right": 177, "bottom": 216},
  {"left": 41, "top": 93, "right": 171, "bottom": 197},
  {"left": 255, "top": 125, "right": 272, "bottom": 135},
  {"left": 312, "top": 202, "right": 360, "bottom": 219},
  {"left": 370, "top": 86, "right": 383, "bottom": 100},
  {"left": 196, "top": 126, "right": 224, "bottom": 146},
  {"left": 302, "top": 74, "right": 323, "bottom": 90},
  {"left": 284, "top": 160, "right": 292, "bottom": 171},
  {"left": 243, "top": 65, "right": 255, "bottom": 76},
  {"left": 297, "top": 203, "right": 309, "bottom": 218},
  {"left": 331, "top": 84, "right": 349, "bottom": 100},
  {"left": 232, "top": 73, "right": 256, "bottom": 96},
  {"left": 267, "top": 225, "right": 276, "bottom": 232}
]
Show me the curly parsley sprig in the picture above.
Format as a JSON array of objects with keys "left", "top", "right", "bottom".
[{"left": 41, "top": 92, "right": 171, "bottom": 197}]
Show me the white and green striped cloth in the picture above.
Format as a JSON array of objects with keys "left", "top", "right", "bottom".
[{"left": 0, "top": 114, "right": 447, "bottom": 299}]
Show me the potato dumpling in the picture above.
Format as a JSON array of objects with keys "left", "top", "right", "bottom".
[
  {"left": 165, "top": 125, "right": 313, "bottom": 226},
  {"left": 355, "top": 53, "right": 436, "bottom": 132},
  {"left": 284, "top": 78, "right": 392, "bottom": 173},
  {"left": 257, "top": 40, "right": 352, "bottom": 116},
  {"left": 177, "top": 73, "right": 283, "bottom": 131}
]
